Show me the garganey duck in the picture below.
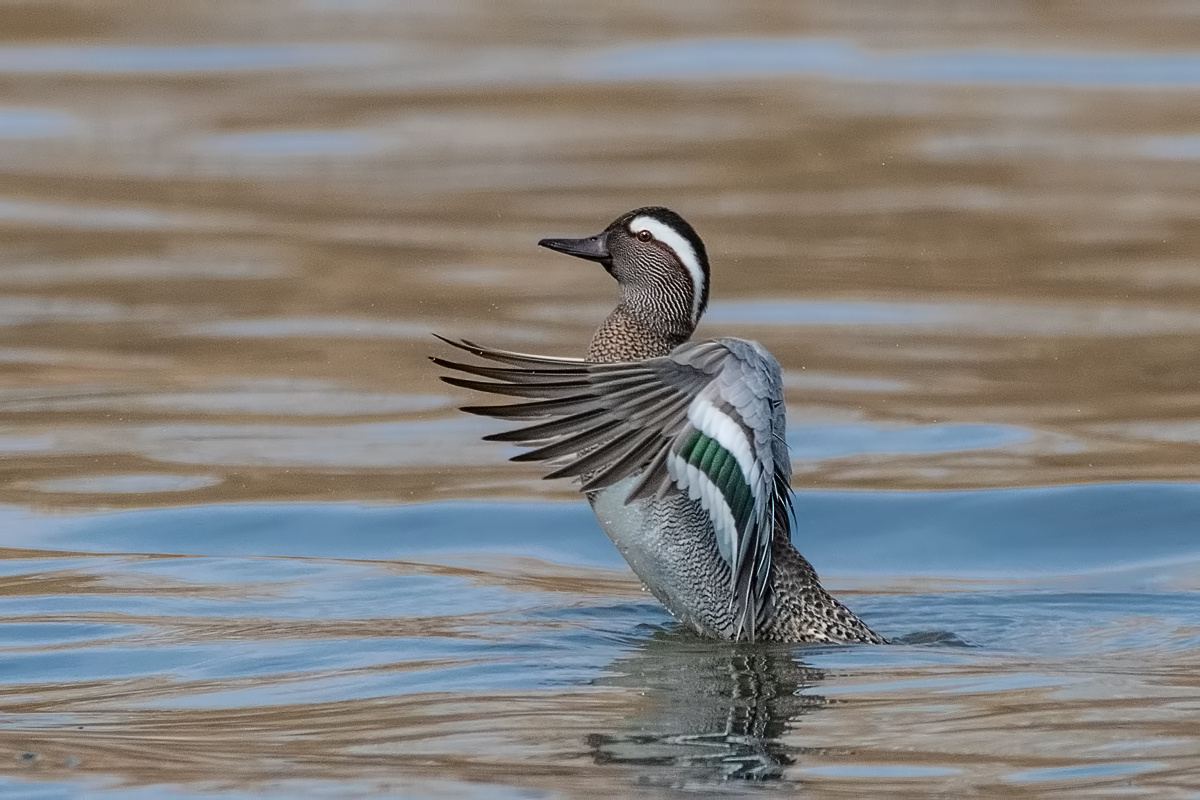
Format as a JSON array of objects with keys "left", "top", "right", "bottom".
[{"left": 434, "top": 207, "right": 882, "bottom": 644}]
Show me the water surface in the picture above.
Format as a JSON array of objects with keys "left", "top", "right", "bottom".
[{"left": 1, "top": 1, "right": 1198, "bottom": 796}]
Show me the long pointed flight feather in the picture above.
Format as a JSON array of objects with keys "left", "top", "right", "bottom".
[
  {"left": 484, "top": 407, "right": 608, "bottom": 443},
  {"left": 441, "top": 375, "right": 593, "bottom": 400},
  {"left": 433, "top": 335, "right": 587, "bottom": 366},
  {"left": 430, "top": 357, "right": 583, "bottom": 382},
  {"left": 509, "top": 418, "right": 627, "bottom": 462}
]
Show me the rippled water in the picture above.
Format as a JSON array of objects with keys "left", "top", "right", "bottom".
[{"left": 2, "top": 1, "right": 1199, "bottom": 796}]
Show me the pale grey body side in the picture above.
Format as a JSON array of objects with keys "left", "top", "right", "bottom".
[{"left": 589, "top": 478, "right": 738, "bottom": 639}]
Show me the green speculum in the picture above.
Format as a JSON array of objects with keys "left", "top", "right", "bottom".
[{"left": 679, "top": 430, "right": 754, "bottom": 531}]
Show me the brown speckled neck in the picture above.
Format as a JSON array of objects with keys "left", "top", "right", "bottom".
[{"left": 587, "top": 306, "right": 689, "bottom": 363}]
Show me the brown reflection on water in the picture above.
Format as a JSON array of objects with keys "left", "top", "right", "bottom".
[
  {"left": 0, "top": 3, "right": 1197, "bottom": 508},
  {"left": 1, "top": 625, "right": 1197, "bottom": 796},
  {"left": 0, "top": 15, "right": 1196, "bottom": 508}
]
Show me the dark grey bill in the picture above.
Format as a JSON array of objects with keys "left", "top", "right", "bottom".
[{"left": 537, "top": 234, "right": 610, "bottom": 263}]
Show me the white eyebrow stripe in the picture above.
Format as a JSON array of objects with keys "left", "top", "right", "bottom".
[{"left": 628, "top": 215, "right": 705, "bottom": 323}]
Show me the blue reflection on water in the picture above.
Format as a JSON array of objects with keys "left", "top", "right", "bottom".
[
  {"left": 4, "top": 482, "right": 1200, "bottom": 579},
  {"left": 0, "top": 108, "right": 76, "bottom": 138},
  {"left": 0, "top": 38, "right": 1195, "bottom": 90},
  {"left": 580, "top": 38, "right": 1200, "bottom": 87},
  {"left": 705, "top": 298, "right": 1200, "bottom": 335},
  {"left": 0, "top": 44, "right": 378, "bottom": 74},
  {"left": 1006, "top": 761, "right": 1164, "bottom": 784},
  {"left": 709, "top": 299, "right": 931, "bottom": 325},
  {"left": 1142, "top": 135, "right": 1200, "bottom": 159},
  {"left": 198, "top": 130, "right": 386, "bottom": 157},
  {"left": 0, "top": 484, "right": 1197, "bottom": 721},
  {"left": 788, "top": 422, "right": 1028, "bottom": 459}
]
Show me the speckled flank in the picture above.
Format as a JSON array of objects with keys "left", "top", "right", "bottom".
[{"left": 764, "top": 524, "right": 884, "bottom": 644}]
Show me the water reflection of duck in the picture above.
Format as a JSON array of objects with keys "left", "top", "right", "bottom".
[
  {"left": 435, "top": 207, "right": 881, "bottom": 644},
  {"left": 587, "top": 628, "right": 826, "bottom": 782}
]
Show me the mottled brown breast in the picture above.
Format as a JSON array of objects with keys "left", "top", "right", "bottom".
[{"left": 587, "top": 306, "right": 688, "bottom": 364}]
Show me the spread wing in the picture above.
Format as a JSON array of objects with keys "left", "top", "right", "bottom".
[{"left": 432, "top": 335, "right": 793, "bottom": 641}]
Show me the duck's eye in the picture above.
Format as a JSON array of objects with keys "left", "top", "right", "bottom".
[{"left": 636, "top": 229, "right": 653, "bottom": 243}]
